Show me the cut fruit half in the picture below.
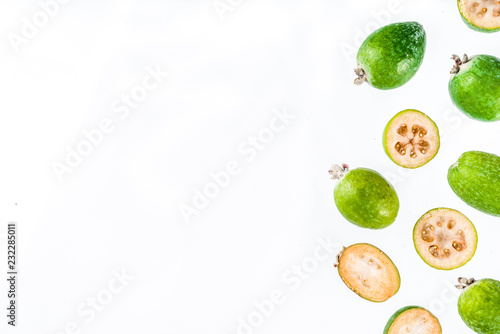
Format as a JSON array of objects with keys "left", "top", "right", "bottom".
[
  {"left": 383, "top": 109, "right": 440, "bottom": 168},
  {"left": 413, "top": 208, "right": 477, "bottom": 270},
  {"left": 458, "top": 0, "right": 500, "bottom": 32},
  {"left": 335, "top": 243, "right": 400, "bottom": 302},
  {"left": 384, "top": 306, "right": 442, "bottom": 334}
]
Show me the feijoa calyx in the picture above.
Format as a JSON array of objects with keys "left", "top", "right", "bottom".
[
  {"left": 335, "top": 243, "right": 400, "bottom": 302},
  {"left": 448, "top": 151, "right": 500, "bottom": 216},
  {"left": 355, "top": 21, "right": 426, "bottom": 90},
  {"left": 449, "top": 54, "right": 500, "bottom": 121},
  {"left": 458, "top": 0, "right": 500, "bottom": 33},
  {"left": 456, "top": 277, "right": 500, "bottom": 333},
  {"left": 383, "top": 109, "right": 440, "bottom": 168},
  {"left": 413, "top": 208, "right": 477, "bottom": 270},
  {"left": 329, "top": 164, "right": 399, "bottom": 229},
  {"left": 384, "top": 306, "right": 442, "bottom": 334}
]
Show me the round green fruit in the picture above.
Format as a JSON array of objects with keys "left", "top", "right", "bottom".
[
  {"left": 449, "top": 54, "right": 500, "bottom": 121},
  {"left": 383, "top": 306, "right": 442, "bottom": 334},
  {"left": 457, "top": 277, "right": 500, "bottom": 334},
  {"left": 354, "top": 21, "right": 426, "bottom": 90},
  {"left": 448, "top": 151, "right": 500, "bottom": 216},
  {"left": 458, "top": 0, "right": 500, "bottom": 33},
  {"left": 329, "top": 164, "right": 399, "bottom": 229},
  {"left": 413, "top": 208, "right": 477, "bottom": 270},
  {"left": 335, "top": 243, "right": 400, "bottom": 302},
  {"left": 383, "top": 109, "right": 440, "bottom": 168}
]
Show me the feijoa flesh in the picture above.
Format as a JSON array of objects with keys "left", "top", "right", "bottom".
[
  {"left": 383, "top": 109, "right": 440, "bottom": 168},
  {"left": 413, "top": 208, "right": 477, "bottom": 270},
  {"left": 355, "top": 22, "right": 426, "bottom": 90},
  {"left": 448, "top": 151, "right": 500, "bottom": 216},
  {"left": 458, "top": 0, "right": 500, "bottom": 33},
  {"left": 329, "top": 164, "right": 399, "bottom": 229},
  {"left": 449, "top": 54, "right": 500, "bottom": 121},
  {"left": 383, "top": 306, "right": 442, "bottom": 334},
  {"left": 456, "top": 277, "right": 500, "bottom": 333},
  {"left": 335, "top": 243, "right": 400, "bottom": 302}
]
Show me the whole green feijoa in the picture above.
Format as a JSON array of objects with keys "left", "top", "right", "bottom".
[
  {"left": 329, "top": 164, "right": 399, "bottom": 229},
  {"left": 384, "top": 306, "right": 442, "bottom": 334},
  {"left": 457, "top": 277, "right": 500, "bottom": 334},
  {"left": 458, "top": 0, "right": 500, "bottom": 33},
  {"left": 354, "top": 21, "right": 426, "bottom": 90},
  {"left": 448, "top": 151, "right": 500, "bottom": 216},
  {"left": 449, "top": 54, "right": 500, "bottom": 121}
]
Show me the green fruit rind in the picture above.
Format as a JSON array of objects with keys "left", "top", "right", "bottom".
[
  {"left": 449, "top": 55, "right": 500, "bottom": 122},
  {"left": 448, "top": 151, "right": 500, "bottom": 217},
  {"left": 383, "top": 109, "right": 440, "bottom": 168},
  {"left": 458, "top": 0, "right": 500, "bottom": 33},
  {"left": 356, "top": 22, "right": 426, "bottom": 90},
  {"left": 334, "top": 168, "right": 399, "bottom": 229},
  {"left": 383, "top": 306, "right": 420, "bottom": 334},
  {"left": 458, "top": 279, "right": 500, "bottom": 333}
]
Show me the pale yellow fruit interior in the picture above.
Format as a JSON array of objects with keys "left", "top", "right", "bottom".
[
  {"left": 338, "top": 244, "right": 400, "bottom": 302},
  {"left": 388, "top": 308, "right": 442, "bottom": 334},
  {"left": 459, "top": 0, "right": 500, "bottom": 29},
  {"left": 414, "top": 209, "right": 476, "bottom": 270},
  {"left": 386, "top": 111, "right": 439, "bottom": 168}
]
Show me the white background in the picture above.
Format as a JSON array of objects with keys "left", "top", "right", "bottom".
[{"left": 1, "top": 0, "right": 500, "bottom": 333}]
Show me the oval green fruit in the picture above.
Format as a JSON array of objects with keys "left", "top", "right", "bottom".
[
  {"left": 336, "top": 243, "right": 400, "bottom": 302},
  {"left": 329, "top": 164, "right": 399, "bottom": 229},
  {"left": 383, "top": 109, "right": 440, "bottom": 168},
  {"left": 413, "top": 208, "right": 477, "bottom": 270},
  {"left": 457, "top": 277, "right": 500, "bottom": 334},
  {"left": 383, "top": 306, "right": 442, "bottom": 334},
  {"left": 354, "top": 21, "right": 426, "bottom": 90},
  {"left": 449, "top": 54, "right": 500, "bottom": 121},
  {"left": 448, "top": 151, "right": 500, "bottom": 216},
  {"left": 458, "top": 0, "right": 500, "bottom": 33}
]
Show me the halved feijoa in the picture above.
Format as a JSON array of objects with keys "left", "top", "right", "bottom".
[
  {"left": 413, "top": 208, "right": 477, "bottom": 270},
  {"left": 449, "top": 54, "right": 500, "bottom": 121},
  {"left": 355, "top": 22, "right": 426, "bottom": 90},
  {"left": 448, "top": 151, "right": 500, "bottom": 216},
  {"left": 458, "top": 0, "right": 500, "bottom": 33},
  {"left": 383, "top": 109, "right": 440, "bottom": 168},
  {"left": 335, "top": 243, "right": 400, "bottom": 302},
  {"left": 384, "top": 306, "right": 442, "bottom": 334},
  {"left": 329, "top": 164, "right": 399, "bottom": 229},
  {"left": 456, "top": 277, "right": 500, "bottom": 334}
]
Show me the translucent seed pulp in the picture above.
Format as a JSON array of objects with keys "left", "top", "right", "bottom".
[
  {"left": 420, "top": 216, "right": 467, "bottom": 258},
  {"left": 395, "top": 123, "right": 430, "bottom": 159}
]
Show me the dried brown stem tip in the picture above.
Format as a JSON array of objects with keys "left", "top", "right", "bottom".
[
  {"left": 456, "top": 277, "right": 475, "bottom": 289},
  {"left": 450, "top": 54, "right": 469, "bottom": 74},
  {"left": 354, "top": 68, "right": 367, "bottom": 85},
  {"left": 329, "top": 164, "right": 350, "bottom": 180}
]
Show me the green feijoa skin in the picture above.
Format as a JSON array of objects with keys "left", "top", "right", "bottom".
[
  {"left": 458, "top": 0, "right": 500, "bottom": 33},
  {"left": 413, "top": 208, "right": 477, "bottom": 270},
  {"left": 383, "top": 306, "right": 442, "bottom": 334},
  {"left": 383, "top": 109, "right": 440, "bottom": 168},
  {"left": 449, "top": 54, "right": 500, "bottom": 121},
  {"left": 354, "top": 21, "right": 426, "bottom": 90},
  {"left": 457, "top": 277, "right": 500, "bottom": 333},
  {"left": 335, "top": 243, "right": 400, "bottom": 303},
  {"left": 448, "top": 151, "right": 500, "bottom": 216},
  {"left": 329, "top": 164, "right": 399, "bottom": 229}
]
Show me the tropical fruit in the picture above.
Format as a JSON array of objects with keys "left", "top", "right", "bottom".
[
  {"left": 335, "top": 243, "right": 400, "bottom": 302},
  {"left": 354, "top": 21, "right": 426, "bottom": 90},
  {"left": 329, "top": 164, "right": 399, "bottom": 229},
  {"left": 383, "top": 109, "right": 440, "bottom": 168},
  {"left": 383, "top": 306, "right": 442, "bottom": 334},
  {"left": 458, "top": 0, "right": 500, "bottom": 33},
  {"left": 449, "top": 54, "right": 500, "bottom": 121},
  {"left": 413, "top": 208, "right": 477, "bottom": 270},
  {"left": 456, "top": 277, "right": 500, "bottom": 333},
  {"left": 448, "top": 151, "right": 500, "bottom": 216}
]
